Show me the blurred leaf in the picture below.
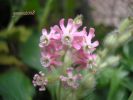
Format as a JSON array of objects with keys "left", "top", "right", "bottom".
[
  {"left": 24, "top": 0, "right": 40, "bottom": 11},
  {"left": 119, "top": 17, "right": 133, "bottom": 33},
  {"left": 0, "top": 69, "right": 35, "bottom": 100},
  {"left": 123, "top": 44, "right": 130, "bottom": 58},
  {"left": 9, "top": 0, "right": 26, "bottom": 12},
  {"left": 0, "top": 41, "right": 9, "bottom": 53},
  {"left": 128, "top": 91, "right": 133, "bottom": 100},
  {"left": 122, "top": 41, "right": 133, "bottom": 71},
  {"left": 19, "top": 30, "right": 42, "bottom": 71},
  {"left": 107, "top": 68, "right": 128, "bottom": 100},
  {"left": 0, "top": 26, "right": 31, "bottom": 42},
  {"left": 63, "top": 0, "right": 76, "bottom": 18},
  {"left": 0, "top": 55, "right": 23, "bottom": 66},
  {"left": 122, "top": 78, "right": 133, "bottom": 91},
  {"left": 98, "top": 68, "right": 114, "bottom": 87},
  {"left": 115, "top": 88, "right": 128, "bottom": 100}
]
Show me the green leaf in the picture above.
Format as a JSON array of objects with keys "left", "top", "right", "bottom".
[
  {"left": 0, "top": 55, "right": 23, "bottom": 66},
  {"left": 0, "top": 41, "right": 9, "bottom": 53},
  {"left": 128, "top": 91, "right": 133, "bottom": 100},
  {"left": 0, "top": 69, "right": 35, "bottom": 100},
  {"left": 24, "top": 0, "right": 40, "bottom": 11},
  {"left": 0, "top": 26, "right": 31, "bottom": 43},
  {"left": 19, "top": 30, "right": 43, "bottom": 71},
  {"left": 107, "top": 68, "right": 128, "bottom": 100},
  {"left": 118, "top": 17, "right": 133, "bottom": 33},
  {"left": 63, "top": 0, "right": 76, "bottom": 18}
]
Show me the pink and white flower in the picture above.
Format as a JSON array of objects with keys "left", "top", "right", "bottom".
[
  {"left": 40, "top": 52, "right": 62, "bottom": 68},
  {"left": 83, "top": 28, "right": 99, "bottom": 53},
  {"left": 33, "top": 17, "right": 99, "bottom": 90},
  {"left": 32, "top": 71, "right": 48, "bottom": 91},
  {"left": 59, "top": 18, "right": 85, "bottom": 49},
  {"left": 39, "top": 27, "right": 61, "bottom": 48},
  {"left": 60, "top": 68, "right": 82, "bottom": 89}
]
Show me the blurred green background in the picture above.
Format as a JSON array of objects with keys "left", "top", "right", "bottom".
[{"left": 0, "top": 0, "right": 133, "bottom": 100}]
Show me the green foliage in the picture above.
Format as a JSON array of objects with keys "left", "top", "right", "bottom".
[
  {"left": 0, "top": 69, "right": 35, "bottom": 100},
  {"left": 19, "top": 31, "right": 43, "bottom": 71}
]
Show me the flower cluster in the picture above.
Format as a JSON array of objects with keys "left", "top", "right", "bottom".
[
  {"left": 33, "top": 18, "right": 99, "bottom": 91},
  {"left": 32, "top": 71, "right": 48, "bottom": 91},
  {"left": 60, "top": 68, "right": 82, "bottom": 89}
]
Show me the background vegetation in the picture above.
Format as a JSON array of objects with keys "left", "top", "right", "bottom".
[{"left": 0, "top": 0, "right": 133, "bottom": 100}]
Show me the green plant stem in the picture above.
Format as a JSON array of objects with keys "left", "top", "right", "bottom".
[
  {"left": 39, "top": 0, "right": 53, "bottom": 30},
  {"left": 58, "top": 82, "right": 62, "bottom": 100},
  {"left": 7, "top": 15, "right": 21, "bottom": 31}
]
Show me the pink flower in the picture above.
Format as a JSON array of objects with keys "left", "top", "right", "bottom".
[
  {"left": 72, "top": 27, "right": 87, "bottom": 50},
  {"left": 32, "top": 71, "right": 48, "bottom": 91},
  {"left": 72, "top": 50, "right": 97, "bottom": 70},
  {"left": 35, "top": 17, "right": 99, "bottom": 91},
  {"left": 72, "top": 49, "right": 89, "bottom": 69},
  {"left": 87, "top": 54, "right": 97, "bottom": 69},
  {"left": 41, "top": 39, "right": 62, "bottom": 54},
  {"left": 40, "top": 52, "right": 62, "bottom": 68},
  {"left": 59, "top": 18, "right": 85, "bottom": 49},
  {"left": 60, "top": 68, "right": 82, "bottom": 89},
  {"left": 83, "top": 28, "right": 99, "bottom": 53},
  {"left": 39, "top": 27, "right": 61, "bottom": 48}
]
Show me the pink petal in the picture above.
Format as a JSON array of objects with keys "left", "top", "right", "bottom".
[
  {"left": 53, "top": 25, "right": 62, "bottom": 35},
  {"left": 67, "top": 68, "right": 73, "bottom": 77},
  {"left": 73, "top": 43, "right": 81, "bottom": 50},
  {"left": 66, "top": 18, "right": 73, "bottom": 31},
  {"left": 86, "top": 28, "right": 95, "bottom": 43},
  {"left": 60, "top": 76, "right": 67, "bottom": 81},
  {"left": 89, "top": 28, "right": 95, "bottom": 38},
  {"left": 42, "top": 29, "right": 47, "bottom": 35},
  {"left": 59, "top": 18, "right": 65, "bottom": 30},
  {"left": 74, "top": 27, "right": 87, "bottom": 36},
  {"left": 92, "top": 41, "right": 99, "bottom": 47}
]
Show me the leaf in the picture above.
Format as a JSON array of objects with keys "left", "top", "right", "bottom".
[
  {"left": 63, "top": 0, "right": 76, "bottom": 17},
  {"left": 122, "top": 78, "right": 133, "bottom": 91},
  {"left": 128, "top": 91, "right": 133, "bottom": 100},
  {"left": 107, "top": 68, "right": 128, "bottom": 100},
  {"left": 24, "top": 0, "right": 41, "bottom": 12},
  {"left": 0, "top": 55, "right": 23, "bottom": 66},
  {"left": 19, "top": 30, "right": 43, "bottom": 71},
  {"left": 0, "top": 41, "right": 9, "bottom": 53},
  {"left": 118, "top": 17, "right": 133, "bottom": 33},
  {"left": 0, "top": 26, "right": 31, "bottom": 43},
  {"left": 0, "top": 69, "right": 35, "bottom": 100}
]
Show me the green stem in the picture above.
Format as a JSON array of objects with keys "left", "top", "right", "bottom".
[
  {"left": 39, "top": 0, "right": 53, "bottom": 30},
  {"left": 59, "top": 82, "right": 62, "bottom": 100},
  {"left": 7, "top": 15, "right": 21, "bottom": 31}
]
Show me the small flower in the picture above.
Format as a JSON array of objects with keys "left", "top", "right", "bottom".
[
  {"left": 87, "top": 54, "right": 97, "bottom": 69},
  {"left": 39, "top": 29, "right": 51, "bottom": 47},
  {"left": 32, "top": 71, "right": 48, "bottom": 91},
  {"left": 40, "top": 53, "right": 62, "bottom": 68},
  {"left": 39, "top": 27, "right": 61, "bottom": 48},
  {"left": 60, "top": 68, "right": 82, "bottom": 89},
  {"left": 59, "top": 18, "right": 85, "bottom": 48},
  {"left": 72, "top": 49, "right": 97, "bottom": 70},
  {"left": 83, "top": 28, "right": 99, "bottom": 53},
  {"left": 40, "top": 54, "right": 51, "bottom": 68},
  {"left": 60, "top": 19, "right": 74, "bottom": 46},
  {"left": 72, "top": 27, "right": 87, "bottom": 50}
]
